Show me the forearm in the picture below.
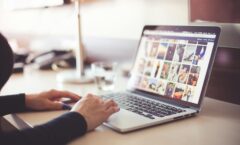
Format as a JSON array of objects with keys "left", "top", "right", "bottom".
[
  {"left": 0, "top": 93, "right": 26, "bottom": 116},
  {"left": 0, "top": 112, "right": 87, "bottom": 145}
]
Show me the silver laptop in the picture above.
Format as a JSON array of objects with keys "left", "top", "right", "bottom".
[{"left": 102, "top": 25, "right": 221, "bottom": 132}]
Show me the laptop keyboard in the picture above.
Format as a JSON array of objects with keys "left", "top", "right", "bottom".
[{"left": 102, "top": 93, "right": 185, "bottom": 120}]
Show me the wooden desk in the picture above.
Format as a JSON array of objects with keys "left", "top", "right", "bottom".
[{"left": 2, "top": 70, "right": 240, "bottom": 145}]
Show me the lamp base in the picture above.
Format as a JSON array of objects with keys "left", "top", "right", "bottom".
[{"left": 57, "top": 70, "right": 94, "bottom": 84}]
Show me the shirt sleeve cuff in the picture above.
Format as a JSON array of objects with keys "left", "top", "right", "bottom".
[
  {"left": 33, "top": 112, "right": 88, "bottom": 144},
  {"left": 0, "top": 93, "right": 26, "bottom": 116}
]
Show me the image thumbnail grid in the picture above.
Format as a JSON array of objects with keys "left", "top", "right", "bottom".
[{"left": 134, "top": 37, "right": 206, "bottom": 103}]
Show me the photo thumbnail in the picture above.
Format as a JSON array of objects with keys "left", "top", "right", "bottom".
[
  {"left": 193, "top": 45, "right": 206, "bottom": 65},
  {"left": 160, "top": 39, "right": 169, "bottom": 43},
  {"left": 165, "top": 44, "right": 176, "bottom": 61},
  {"left": 165, "top": 82, "right": 176, "bottom": 97},
  {"left": 182, "top": 85, "right": 195, "bottom": 101},
  {"left": 144, "top": 60, "right": 154, "bottom": 77},
  {"left": 187, "top": 73, "right": 199, "bottom": 86},
  {"left": 173, "top": 44, "right": 186, "bottom": 62},
  {"left": 168, "top": 39, "right": 178, "bottom": 43},
  {"left": 157, "top": 43, "right": 168, "bottom": 59},
  {"left": 187, "top": 65, "right": 200, "bottom": 86},
  {"left": 173, "top": 83, "right": 186, "bottom": 100},
  {"left": 156, "top": 80, "right": 167, "bottom": 96},
  {"left": 188, "top": 40, "right": 197, "bottom": 44},
  {"left": 149, "top": 42, "right": 159, "bottom": 58},
  {"left": 135, "top": 58, "right": 146, "bottom": 74},
  {"left": 153, "top": 61, "right": 163, "bottom": 78},
  {"left": 139, "top": 77, "right": 149, "bottom": 89},
  {"left": 143, "top": 39, "right": 151, "bottom": 57},
  {"left": 178, "top": 64, "right": 190, "bottom": 84},
  {"left": 177, "top": 40, "right": 188, "bottom": 44},
  {"left": 160, "top": 62, "right": 171, "bottom": 79},
  {"left": 182, "top": 45, "right": 197, "bottom": 64},
  {"left": 190, "top": 66, "right": 201, "bottom": 74},
  {"left": 148, "top": 78, "right": 158, "bottom": 92},
  {"left": 168, "top": 63, "right": 180, "bottom": 82}
]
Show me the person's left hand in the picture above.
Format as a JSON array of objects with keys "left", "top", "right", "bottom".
[{"left": 25, "top": 89, "right": 81, "bottom": 111}]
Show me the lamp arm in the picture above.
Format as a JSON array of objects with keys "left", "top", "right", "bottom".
[{"left": 75, "top": 0, "right": 84, "bottom": 76}]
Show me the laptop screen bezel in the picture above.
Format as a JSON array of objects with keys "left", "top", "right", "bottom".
[{"left": 127, "top": 25, "right": 221, "bottom": 109}]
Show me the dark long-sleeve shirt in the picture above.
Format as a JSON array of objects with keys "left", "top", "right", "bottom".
[{"left": 0, "top": 94, "right": 87, "bottom": 145}]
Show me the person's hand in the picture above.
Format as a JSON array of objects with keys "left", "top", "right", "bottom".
[
  {"left": 25, "top": 89, "right": 80, "bottom": 111},
  {"left": 71, "top": 94, "right": 119, "bottom": 131}
]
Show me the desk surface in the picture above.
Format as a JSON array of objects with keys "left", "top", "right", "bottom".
[{"left": 2, "top": 70, "right": 240, "bottom": 145}]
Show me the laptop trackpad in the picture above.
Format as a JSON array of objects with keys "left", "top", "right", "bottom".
[{"left": 104, "top": 109, "right": 151, "bottom": 131}]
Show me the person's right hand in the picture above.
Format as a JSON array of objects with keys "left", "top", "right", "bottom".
[{"left": 71, "top": 94, "right": 119, "bottom": 131}]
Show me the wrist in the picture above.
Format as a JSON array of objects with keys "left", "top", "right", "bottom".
[
  {"left": 70, "top": 110, "right": 90, "bottom": 131},
  {"left": 25, "top": 94, "right": 30, "bottom": 109},
  {"left": 25, "top": 93, "right": 35, "bottom": 109}
]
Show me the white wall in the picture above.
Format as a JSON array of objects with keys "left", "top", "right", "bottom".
[
  {"left": 0, "top": 0, "right": 189, "bottom": 61},
  {"left": 0, "top": 0, "right": 189, "bottom": 39}
]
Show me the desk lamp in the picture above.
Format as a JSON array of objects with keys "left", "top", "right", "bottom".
[{"left": 57, "top": 0, "right": 94, "bottom": 83}]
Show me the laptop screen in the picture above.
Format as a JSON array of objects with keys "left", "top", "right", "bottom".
[{"left": 128, "top": 26, "right": 219, "bottom": 105}]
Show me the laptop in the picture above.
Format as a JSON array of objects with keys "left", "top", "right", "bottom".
[{"left": 102, "top": 25, "right": 221, "bottom": 132}]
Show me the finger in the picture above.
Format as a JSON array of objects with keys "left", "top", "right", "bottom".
[
  {"left": 49, "top": 90, "right": 81, "bottom": 101},
  {"left": 88, "top": 93, "right": 101, "bottom": 99},
  {"left": 111, "top": 100, "right": 118, "bottom": 106},
  {"left": 86, "top": 93, "right": 95, "bottom": 98},
  {"left": 93, "top": 94, "right": 105, "bottom": 104},
  {"left": 47, "top": 101, "right": 63, "bottom": 110},
  {"left": 59, "top": 91, "right": 81, "bottom": 101},
  {"left": 87, "top": 94, "right": 103, "bottom": 104},
  {"left": 106, "top": 106, "right": 120, "bottom": 115},
  {"left": 104, "top": 99, "right": 115, "bottom": 108}
]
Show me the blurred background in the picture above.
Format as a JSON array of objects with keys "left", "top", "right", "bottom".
[{"left": 0, "top": 0, "right": 239, "bottom": 104}]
